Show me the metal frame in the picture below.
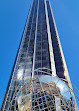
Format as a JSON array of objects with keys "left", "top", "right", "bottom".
[{"left": 9, "top": 68, "right": 79, "bottom": 111}]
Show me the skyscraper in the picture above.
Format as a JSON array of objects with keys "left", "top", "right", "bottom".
[{"left": 1, "top": 0, "right": 78, "bottom": 110}]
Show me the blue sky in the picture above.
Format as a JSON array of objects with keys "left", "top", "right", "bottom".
[{"left": 0, "top": 0, "right": 79, "bottom": 108}]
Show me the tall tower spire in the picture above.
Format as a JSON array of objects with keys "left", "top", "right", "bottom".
[{"left": 1, "top": 0, "right": 78, "bottom": 110}]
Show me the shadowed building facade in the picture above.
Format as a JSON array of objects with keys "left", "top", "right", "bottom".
[{"left": 1, "top": 0, "right": 78, "bottom": 111}]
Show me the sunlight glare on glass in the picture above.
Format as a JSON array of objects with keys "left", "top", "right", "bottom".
[{"left": 17, "top": 69, "right": 23, "bottom": 80}]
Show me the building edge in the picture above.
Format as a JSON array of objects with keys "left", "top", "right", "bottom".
[
  {"left": 0, "top": 0, "right": 34, "bottom": 110},
  {"left": 48, "top": 0, "right": 78, "bottom": 110}
]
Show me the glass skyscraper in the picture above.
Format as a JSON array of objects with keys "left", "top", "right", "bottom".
[{"left": 1, "top": 0, "right": 78, "bottom": 111}]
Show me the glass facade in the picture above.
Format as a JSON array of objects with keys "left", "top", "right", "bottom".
[
  {"left": 1, "top": 0, "right": 78, "bottom": 111},
  {"left": 46, "top": 1, "right": 65, "bottom": 79},
  {"left": 34, "top": 0, "right": 51, "bottom": 74}
]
